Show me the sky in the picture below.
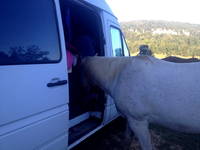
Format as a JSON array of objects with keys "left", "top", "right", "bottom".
[{"left": 105, "top": 0, "right": 200, "bottom": 24}]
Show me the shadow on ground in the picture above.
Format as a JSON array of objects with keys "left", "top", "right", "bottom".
[{"left": 72, "top": 117, "right": 200, "bottom": 150}]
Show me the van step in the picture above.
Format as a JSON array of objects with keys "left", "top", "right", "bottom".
[{"left": 69, "top": 117, "right": 101, "bottom": 145}]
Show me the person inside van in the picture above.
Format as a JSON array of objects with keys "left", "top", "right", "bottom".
[
  {"left": 66, "top": 34, "right": 97, "bottom": 73},
  {"left": 73, "top": 34, "right": 97, "bottom": 57},
  {"left": 66, "top": 50, "right": 77, "bottom": 73},
  {"left": 68, "top": 34, "right": 103, "bottom": 119}
]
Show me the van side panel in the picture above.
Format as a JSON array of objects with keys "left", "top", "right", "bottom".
[
  {"left": 0, "top": 64, "right": 68, "bottom": 125},
  {"left": 0, "top": 109, "right": 68, "bottom": 150},
  {"left": 0, "top": 0, "right": 69, "bottom": 149}
]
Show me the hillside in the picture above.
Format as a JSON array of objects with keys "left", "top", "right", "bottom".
[{"left": 120, "top": 20, "right": 200, "bottom": 57}]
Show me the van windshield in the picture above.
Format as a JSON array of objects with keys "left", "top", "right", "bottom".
[{"left": 0, "top": 0, "right": 61, "bottom": 65}]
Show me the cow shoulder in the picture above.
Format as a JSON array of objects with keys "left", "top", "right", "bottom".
[{"left": 134, "top": 56, "right": 155, "bottom": 64}]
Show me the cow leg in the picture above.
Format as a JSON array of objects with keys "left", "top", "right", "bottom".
[
  {"left": 122, "top": 121, "right": 134, "bottom": 149},
  {"left": 127, "top": 117, "right": 153, "bottom": 150},
  {"left": 125, "top": 121, "right": 133, "bottom": 140}
]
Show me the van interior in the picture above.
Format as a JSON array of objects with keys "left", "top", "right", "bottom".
[{"left": 60, "top": 0, "right": 106, "bottom": 145}]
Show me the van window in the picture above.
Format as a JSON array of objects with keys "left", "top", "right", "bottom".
[
  {"left": 0, "top": 0, "right": 61, "bottom": 65},
  {"left": 122, "top": 36, "right": 130, "bottom": 56},
  {"left": 110, "top": 27, "right": 123, "bottom": 56}
]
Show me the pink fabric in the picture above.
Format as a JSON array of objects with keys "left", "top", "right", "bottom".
[{"left": 67, "top": 50, "right": 74, "bottom": 71}]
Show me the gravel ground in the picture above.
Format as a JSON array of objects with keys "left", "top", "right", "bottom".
[{"left": 72, "top": 117, "right": 200, "bottom": 150}]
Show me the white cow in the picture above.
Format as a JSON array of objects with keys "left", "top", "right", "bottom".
[{"left": 81, "top": 56, "right": 200, "bottom": 150}]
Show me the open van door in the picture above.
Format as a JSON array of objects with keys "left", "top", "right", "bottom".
[
  {"left": 0, "top": 0, "right": 69, "bottom": 150},
  {"left": 102, "top": 11, "right": 130, "bottom": 122}
]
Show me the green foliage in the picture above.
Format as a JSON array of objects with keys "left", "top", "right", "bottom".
[{"left": 120, "top": 20, "right": 200, "bottom": 56}]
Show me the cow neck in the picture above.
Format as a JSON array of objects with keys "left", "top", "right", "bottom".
[{"left": 87, "top": 57, "right": 132, "bottom": 97}]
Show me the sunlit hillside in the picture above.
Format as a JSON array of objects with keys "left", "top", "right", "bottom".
[{"left": 121, "top": 20, "right": 200, "bottom": 58}]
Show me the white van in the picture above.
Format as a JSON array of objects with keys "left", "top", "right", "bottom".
[{"left": 0, "top": 0, "right": 130, "bottom": 149}]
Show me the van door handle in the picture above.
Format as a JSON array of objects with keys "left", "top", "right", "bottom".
[{"left": 47, "top": 80, "right": 68, "bottom": 87}]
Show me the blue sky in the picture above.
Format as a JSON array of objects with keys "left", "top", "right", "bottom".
[{"left": 105, "top": 0, "right": 200, "bottom": 24}]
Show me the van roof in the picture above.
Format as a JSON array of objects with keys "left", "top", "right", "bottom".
[{"left": 82, "top": 0, "right": 116, "bottom": 17}]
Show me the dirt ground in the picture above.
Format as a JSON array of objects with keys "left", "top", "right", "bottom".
[{"left": 73, "top": 117, "right": 200, "bottom": 150}]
